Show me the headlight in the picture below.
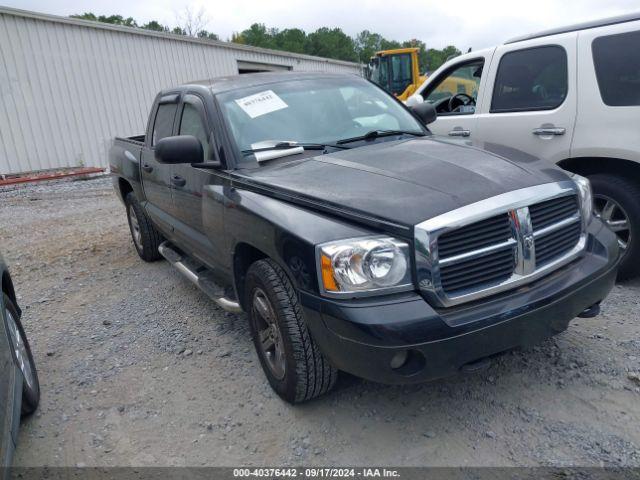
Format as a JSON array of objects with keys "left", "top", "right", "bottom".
[
  {"left": 572, "top": 174, "right": 593, "bottom": 226},
  {"left": 317, "top": 237, "right": 412, "bottom": 297}
]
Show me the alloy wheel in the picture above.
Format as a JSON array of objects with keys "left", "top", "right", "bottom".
[
  {"left": 252, "top": 288, "right": 286, "bottom": 380},
  {"left": 594, "top": 194, "right": 631, "bottom": 253},
  {"left": 5, "top": 308, "right": 36, "bottom": 391}
]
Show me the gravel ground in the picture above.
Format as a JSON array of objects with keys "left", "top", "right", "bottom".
[{"left": 1, "top": 176, "right": 639, "bottom": 467}]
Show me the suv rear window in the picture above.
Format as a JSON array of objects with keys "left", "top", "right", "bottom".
[
  {"left": 592, "top": 30, "right": 640, "bottom": 107},
  {"left": 491, "top": 46, "right": 567, "bottom": 113},
  {"left": 152, "top": 103, "right": 177, "bottom": 146}
]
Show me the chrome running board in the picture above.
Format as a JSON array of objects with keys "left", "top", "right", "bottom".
[{"left": 158, "top": 241, "right": 243, "bottom": 314}]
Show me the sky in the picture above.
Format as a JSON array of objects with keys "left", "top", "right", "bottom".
[{"left": 4, "top": 0, "right": 639, "bottom": 49}]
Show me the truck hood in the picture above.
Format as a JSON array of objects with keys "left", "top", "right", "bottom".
[{"left": 236, "top": 137, "right": 570, "bottom": 231}]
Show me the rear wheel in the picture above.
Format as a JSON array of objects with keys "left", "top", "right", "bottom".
[
  {"left": 125, "top": 192, "right": 163, "bottom": 262},
  {"left": 589, "top": 174, "right": 640, "bottom": 280},
  {"left": 245, "top": 259, "right": 337, "bottom": 403},
  {"left": 3, "top": 294, "right": 39, "bottom": 416}
]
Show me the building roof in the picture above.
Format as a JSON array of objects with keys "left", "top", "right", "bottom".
[{"left": 505, "top": 12, "right": 640, "bottom": 44}]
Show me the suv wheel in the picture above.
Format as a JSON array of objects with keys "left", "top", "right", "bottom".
[
  {"left": 3, "top": 294, "right": 40, "bottom": 416},
  {"left": 125, "top": 192, "right": 163, "bottom": 262},
  {"left": 245, "top": 259, "right": 337, "bottom": 403},
  {"left": 589, "top": 174, "right": 640, "bottom": 280}
]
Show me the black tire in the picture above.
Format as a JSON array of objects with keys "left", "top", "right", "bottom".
[
  {"left": 589, "top": 174, "right": 640, "bottom": 280},
  {"left": 125, "top": 192, "right": 163, "bottom": 262},
  {"left": 245, "top": 259, "right": 337, "bottom": 403},
  {"left": 3, "top": 294, "right": 40, "bottom": 417}
]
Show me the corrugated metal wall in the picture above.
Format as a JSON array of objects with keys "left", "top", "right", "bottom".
[{"left": 0, "top": 7, "right": 362, "bottom": 175}]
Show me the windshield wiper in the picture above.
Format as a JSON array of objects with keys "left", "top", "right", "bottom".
[
  {"left": 242, "top": 141, "right": 350, "bottom": 155},
  {"left": 336, "top": 130, "right": 425, "bottom": 145}
]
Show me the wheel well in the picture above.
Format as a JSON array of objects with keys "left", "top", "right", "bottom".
[
  {"left": 557, "top": 157, "right": 640, "bottom": 184},
  {"left": 233, "top": 243, "right": 268, "bottom": 309},
  {"left": 2, "top": 270, "right": 18, "bottom": 313},
  {"left": 118, "top": 178, "right": 133, "bottom": 201}
]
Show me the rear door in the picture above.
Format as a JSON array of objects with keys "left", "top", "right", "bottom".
[
  {"left": 418, "top": 55, "right": 490, "bottom": 139},
  {"left": 140, "top": 95, "right": 179, "bottom": 227},
  {"left": 572, "top": 22, "right": 640, "bottom": 163},
  {"left": 475, "top": 33, "right": 577, "bottom": 163}
]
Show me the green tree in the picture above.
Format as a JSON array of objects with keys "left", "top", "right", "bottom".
[
  {"left": 305, "top": 27, "right": 358, "bottom": 62},
  {"left": 197, "top": 30, "right": 219, "bottom": 41},
  {"left": 70, "top": 12, "right": 97, "bottom": 21},
  {"left": 235, "top": 23, "right": 274, "bottom": 49},
  {"left": 141, "top": 20, "right": 168, "bottom": 32},
  {"left": 380, "top": 38, "right": 402, "bottom": 50},
  {"left": 425, "top": 45, "right": 462, "bottom": 72},
  {"left": 71, "top": 13, "right": 137, "bottom": 27},
  {"left": 273, "top": 28, "right": 307, "bottom": 54},
  {"left": 354, "top": 30, "right": 384, "bottom": 63}
]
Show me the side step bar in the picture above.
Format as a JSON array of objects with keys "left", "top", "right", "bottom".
[{"left": 158, "top": 241, "right": 243, "bottom": 314}]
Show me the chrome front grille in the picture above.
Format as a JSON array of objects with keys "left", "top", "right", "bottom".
[
  {"left": 415, "top": 182, "right": 587, "bottom": 307},
  {"left": 535, "top": 221, "right": 582, "bottom": 266},
  {"left": 438, "top": 214, "right": 512, "bottom": 258},
  {"left": 438, "top": 214, "right": 516, "bottom": 294},
  {"left": 530, "top": 195, "right": 579, "bottom": 230},
  {"left": 440, "top": 244, "right": 515, "bottom": 293}
]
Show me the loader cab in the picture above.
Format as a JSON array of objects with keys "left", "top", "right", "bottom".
[{"left": 367, "top": 48, "right": 422, "bottom": 100}]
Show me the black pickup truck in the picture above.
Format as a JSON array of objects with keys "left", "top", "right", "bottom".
[{"left": 110, "top": 72, "right": 619, "bottom": 403}]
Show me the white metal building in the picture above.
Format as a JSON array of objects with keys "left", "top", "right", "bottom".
[{"left": 0, "top": 7, "right": 362, "bottom": 175}]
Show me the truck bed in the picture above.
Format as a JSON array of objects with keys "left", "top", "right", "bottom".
[
  {"left": 110, "top": 135, "right": 145, "bottom": 200},
  {"left": 115, "top": 134, "right": 145, "bottom": 146}
]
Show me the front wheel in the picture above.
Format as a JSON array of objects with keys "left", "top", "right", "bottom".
[
  {"left": 589, "top": 174, "right": 640, "bottom": 280},
  {"left": 3, "top": 294, "right": 40, "bottom": 416},
  {"left": 245, "top": 259, "right": 337, "bottom": 403}
]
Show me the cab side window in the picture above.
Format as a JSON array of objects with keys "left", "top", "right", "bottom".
[
  {"left": 491, "top": 46, "right": 567, "bottom": 113},
  {"left": 592, "top": 30, "right": 640, "bottom": 107},
  {"left": 152, "top": 103, "right": 177, "bottom": 146},
  {"left": 179, "top": 103, "right": 210, "bottom": 160}
]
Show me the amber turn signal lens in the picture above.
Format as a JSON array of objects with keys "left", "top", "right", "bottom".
[{"left": 321, "top": 254, "right": 339, "bottom": 292}]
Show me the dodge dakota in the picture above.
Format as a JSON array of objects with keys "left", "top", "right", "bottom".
[{"left": 110, "top": 72, "right": 619, "bottom": 403}]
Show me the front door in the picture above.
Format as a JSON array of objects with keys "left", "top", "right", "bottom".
[
  {"left": 420, "top": 57, "right": 487, "bottom": 139},
  {"left": 475, "top": 34, "right": 577, "bottom": 163},
  {"left": 140, "top": 97, "right": 178, "bottom": 226},
  {"left": 170, "top": 95, "right": 227, "bottom": 272}
]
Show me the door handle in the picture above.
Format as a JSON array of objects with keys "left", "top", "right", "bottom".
[
  {"left": 171, "top": 175, "right": 186, "bottom": 187},
  {"left": 448, "top": 129, "right": 470, "bottom": 137},
  {"left": 141, "top": 163, "right": 153, "bottom": 173},
  {"left": 532, "top": 127, "right": 565, "bottom": 136}
]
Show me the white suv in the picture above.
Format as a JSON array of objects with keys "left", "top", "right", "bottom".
[{"left": 407, "top": 13, "right": 640, "bottom": 279}]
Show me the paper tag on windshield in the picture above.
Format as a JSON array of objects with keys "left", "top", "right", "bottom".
[{"left": 235, "top": 90, "right": 288, "bottom": 119}]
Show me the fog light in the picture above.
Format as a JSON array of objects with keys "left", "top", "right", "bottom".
[{"left": 390, "top": 350, "right": 409, "bottom": 370}]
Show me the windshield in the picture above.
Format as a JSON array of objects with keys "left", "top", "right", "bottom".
[{"left": 217, "top": 77, "right": 424, "bottom": 153}]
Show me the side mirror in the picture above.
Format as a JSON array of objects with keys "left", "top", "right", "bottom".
[
  {"left": 410, "top": 102, "right": 437, "bottom": 125},
  {"left": 155, "top": 135, "right": 203, "bottom": 164}
]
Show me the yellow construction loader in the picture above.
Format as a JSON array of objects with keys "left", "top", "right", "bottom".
[
  {"left": 366, "top": 48, "right": 426, "bottom": 101},
  {"left": 367, "top": 48, "right": 476, "bottom": 102}
]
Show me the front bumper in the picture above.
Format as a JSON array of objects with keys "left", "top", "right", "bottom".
[{"left": 300, "top": 219, "right": 619, "bottom": 384}]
